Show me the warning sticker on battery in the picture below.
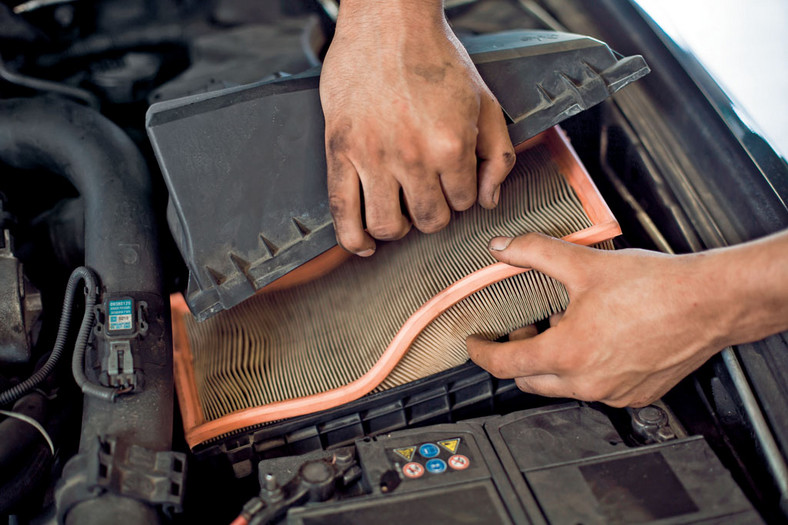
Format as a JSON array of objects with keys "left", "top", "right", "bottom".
[
  {"left": 393, "top": 447, "right": 416, "bottom": 462},
  {"left": 438, "top": 438, "right": 461, "bottom": 454},
  {"left": 108, "top": 299, "right": 133, "bottom": 332}
]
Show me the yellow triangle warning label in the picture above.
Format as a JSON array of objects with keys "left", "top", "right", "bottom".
[
  {"left": 438, "top": 438, "right": 460, "bottom": 454},
  {"left": 393, "top": 446, "right": 416, "bottom": 462}
]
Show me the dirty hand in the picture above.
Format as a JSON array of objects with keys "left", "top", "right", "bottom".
[
  {"left": 320, "top": 0, "right": 515, "bottom": 256},
  {"left": 466, "top": 232, "right": 788, "bottom": 407}
]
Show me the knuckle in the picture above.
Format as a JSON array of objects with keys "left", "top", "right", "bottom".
[
  {"left": 326, "top": 129, "right": 350, "bottom": 156},
  {"left": 516, "top": 232, "right": 551, "bottom": 260},
  {"left": 398, "top": 144, "right": 422, "bottom": 168},
  {"left": 448, "top": 188, "right": 477, "bottom": 211},
  {"left": 367, "top": 221, "right": 408, "bottom": 241},
  {"left": 328, "top": 193, "right": 346, "bottom": 218},
  {"left": 415, "top": 208, "right": 450, "bottom": 234},
  {"left": 520, "top": 231, "right": 545, "bottom": 247},
  {"left": 573, "top": 380, "right": 604, "bottom": 402},
  {"left": 435, "top": 133, "right": 470, "bottom": 161},
  {"left": 453, "top": 198, "right": 475, "bottom": 212},
  {"left": 502, "top": 148, "right": 516, "bottom": 170}
]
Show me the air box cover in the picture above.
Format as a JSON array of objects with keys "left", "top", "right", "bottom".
[{"left": 146, "top": 30, "right": 649, "bottom": 321}]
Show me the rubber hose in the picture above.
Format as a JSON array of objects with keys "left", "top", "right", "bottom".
[
  {"left": 0, "top": 56, "right": 99, "bottom": 109},
  {"left": 0, "top": 97, "right": 163, "bottom": 294},
  {"left": 71, "top": 288, "right": 116, "bottom": 402}
]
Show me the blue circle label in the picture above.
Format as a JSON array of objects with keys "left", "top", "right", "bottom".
[
  {"left": 425, "top": 458, "right": 447, "bottom": 474},
  {"left": 419, "top": 443, "right": 440, "bottom": 458}
]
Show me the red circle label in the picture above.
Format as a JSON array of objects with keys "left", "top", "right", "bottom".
[
  {"left": 402, "top": 462, "right": 425, "bottom": 479},
  {"left": 448, "top": 454, "right": 470, "bottom": 470}
]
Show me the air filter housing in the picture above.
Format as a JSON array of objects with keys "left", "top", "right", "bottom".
[{"left": 171, "top": 127, "right": 621, "bottom": 447}]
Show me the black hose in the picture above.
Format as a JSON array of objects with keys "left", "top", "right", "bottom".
[
  {"left": 35, "top": 24, "right": 184, "bottom": 69},
  {"left": 0, "top": 55, "right": 100, "bottom": 109},
  {"left": 0, "top": 267, "right": 99, "bottom": 406},
  {"left": 0, "top": 97, "right": 163, "bottom": 293},
  {"left": 71, "top": 290, "right": 116, "bottom": 403}
]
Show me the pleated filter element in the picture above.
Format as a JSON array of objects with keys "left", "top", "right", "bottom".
[{"left": 171, "top": 127, "right": 620, "bottom": 447}]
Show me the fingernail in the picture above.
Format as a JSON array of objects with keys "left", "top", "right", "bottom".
[
  {"left": 357, "top": 248, "right": 375, "bottom": 257},
  {"left": 492, "top": 185, "right": 501, "bottom": 206},
  {"left": 488, "top": 236, "right": 513, "bottom": 251}
]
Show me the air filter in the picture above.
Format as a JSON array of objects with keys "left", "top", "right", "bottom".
[{"left": 172, "top": 127, "right": 620, "bottom": 447}]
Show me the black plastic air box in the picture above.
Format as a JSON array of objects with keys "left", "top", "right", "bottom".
[{"left": 146, "top": 30, "right": 649, "bottom": 321}]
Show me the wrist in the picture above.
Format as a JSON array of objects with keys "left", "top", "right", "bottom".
[
  {"left": 674, "top": 251, "right": 734, "bottom": 352},
  {"left": 336, "top": 0, "right": 446, "bottom": 33},
  {"left": 695, "top": 233, "right": 788, "bottom": 348}
]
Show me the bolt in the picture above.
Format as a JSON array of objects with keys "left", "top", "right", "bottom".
[
  {"left": 264, "top": 473, "right": 278, "bottom": 492},
  {"left": 637, "top": 406, "right": 665, "bottom": 425},
  {"left": 262, "top": 473, "right": 283, "bottom": 503},
  {"left": 334, "top": 449, "right": 353, "bottom": 467}
]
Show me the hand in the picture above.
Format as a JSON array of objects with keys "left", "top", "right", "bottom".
[
  {"left": 466, "top": 232, "right": 788, "bottom": 407},
  {"left": 320, "top": 0, "right": 515, "bottom": 256}
]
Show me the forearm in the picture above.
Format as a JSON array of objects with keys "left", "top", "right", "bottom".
[
  {"left": 704, "top": 229, "right": 788, "bottom": 347},
  {"left": 337, "top": 0, "right": 444, "bottom": 21},
  {"left": 334, "top": 1, "right": 450, "bottom": 56}
]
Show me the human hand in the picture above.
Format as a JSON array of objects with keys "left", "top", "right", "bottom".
[
  {"left": 319, "top": 0, "right": 515, "bottom": 256},
  {"left": 466, "top": 233, "right": 735, "bottom": 407}
]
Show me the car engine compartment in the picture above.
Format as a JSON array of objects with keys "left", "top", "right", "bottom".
[{"left": 1, "top": 0, "right": 787, "bottom": 523}]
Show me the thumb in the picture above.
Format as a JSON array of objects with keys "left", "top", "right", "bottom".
[{"left": 487, "top": 232, "right": 592, "bottom": 285}]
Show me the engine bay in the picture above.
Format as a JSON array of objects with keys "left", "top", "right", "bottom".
[{"left": 1, "top": 0, "right": 787, "bottom": 523}]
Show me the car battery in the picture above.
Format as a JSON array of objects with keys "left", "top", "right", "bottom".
[{"left": 249, "top": 402, "right": 760, "bottom": 524}]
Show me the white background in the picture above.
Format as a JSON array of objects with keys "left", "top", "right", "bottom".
[{"left": 636, "top": 0, "right": 788, "bottom": 158}]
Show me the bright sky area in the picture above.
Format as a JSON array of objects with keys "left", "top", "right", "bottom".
[{"left": 636, "top": 0, "right": 788, "bottom": 158}]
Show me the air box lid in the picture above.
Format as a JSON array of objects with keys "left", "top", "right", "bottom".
[{"left": 146, "top": 29, "right": 648, "bottom": 321}]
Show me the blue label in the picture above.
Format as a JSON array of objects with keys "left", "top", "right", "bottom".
[
  {"left": 419, "top": 443, "right": 440, "bottom": 459},
  {"left": 108, "top": 299, "right": 133, "bottom": 331},
  {"left": 425, "top": 459, "right": 447, "bottom": 474}
]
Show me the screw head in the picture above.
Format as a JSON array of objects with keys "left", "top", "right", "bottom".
[{"left": 637, "top": 406, "right": 667, "bottom": 425}]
